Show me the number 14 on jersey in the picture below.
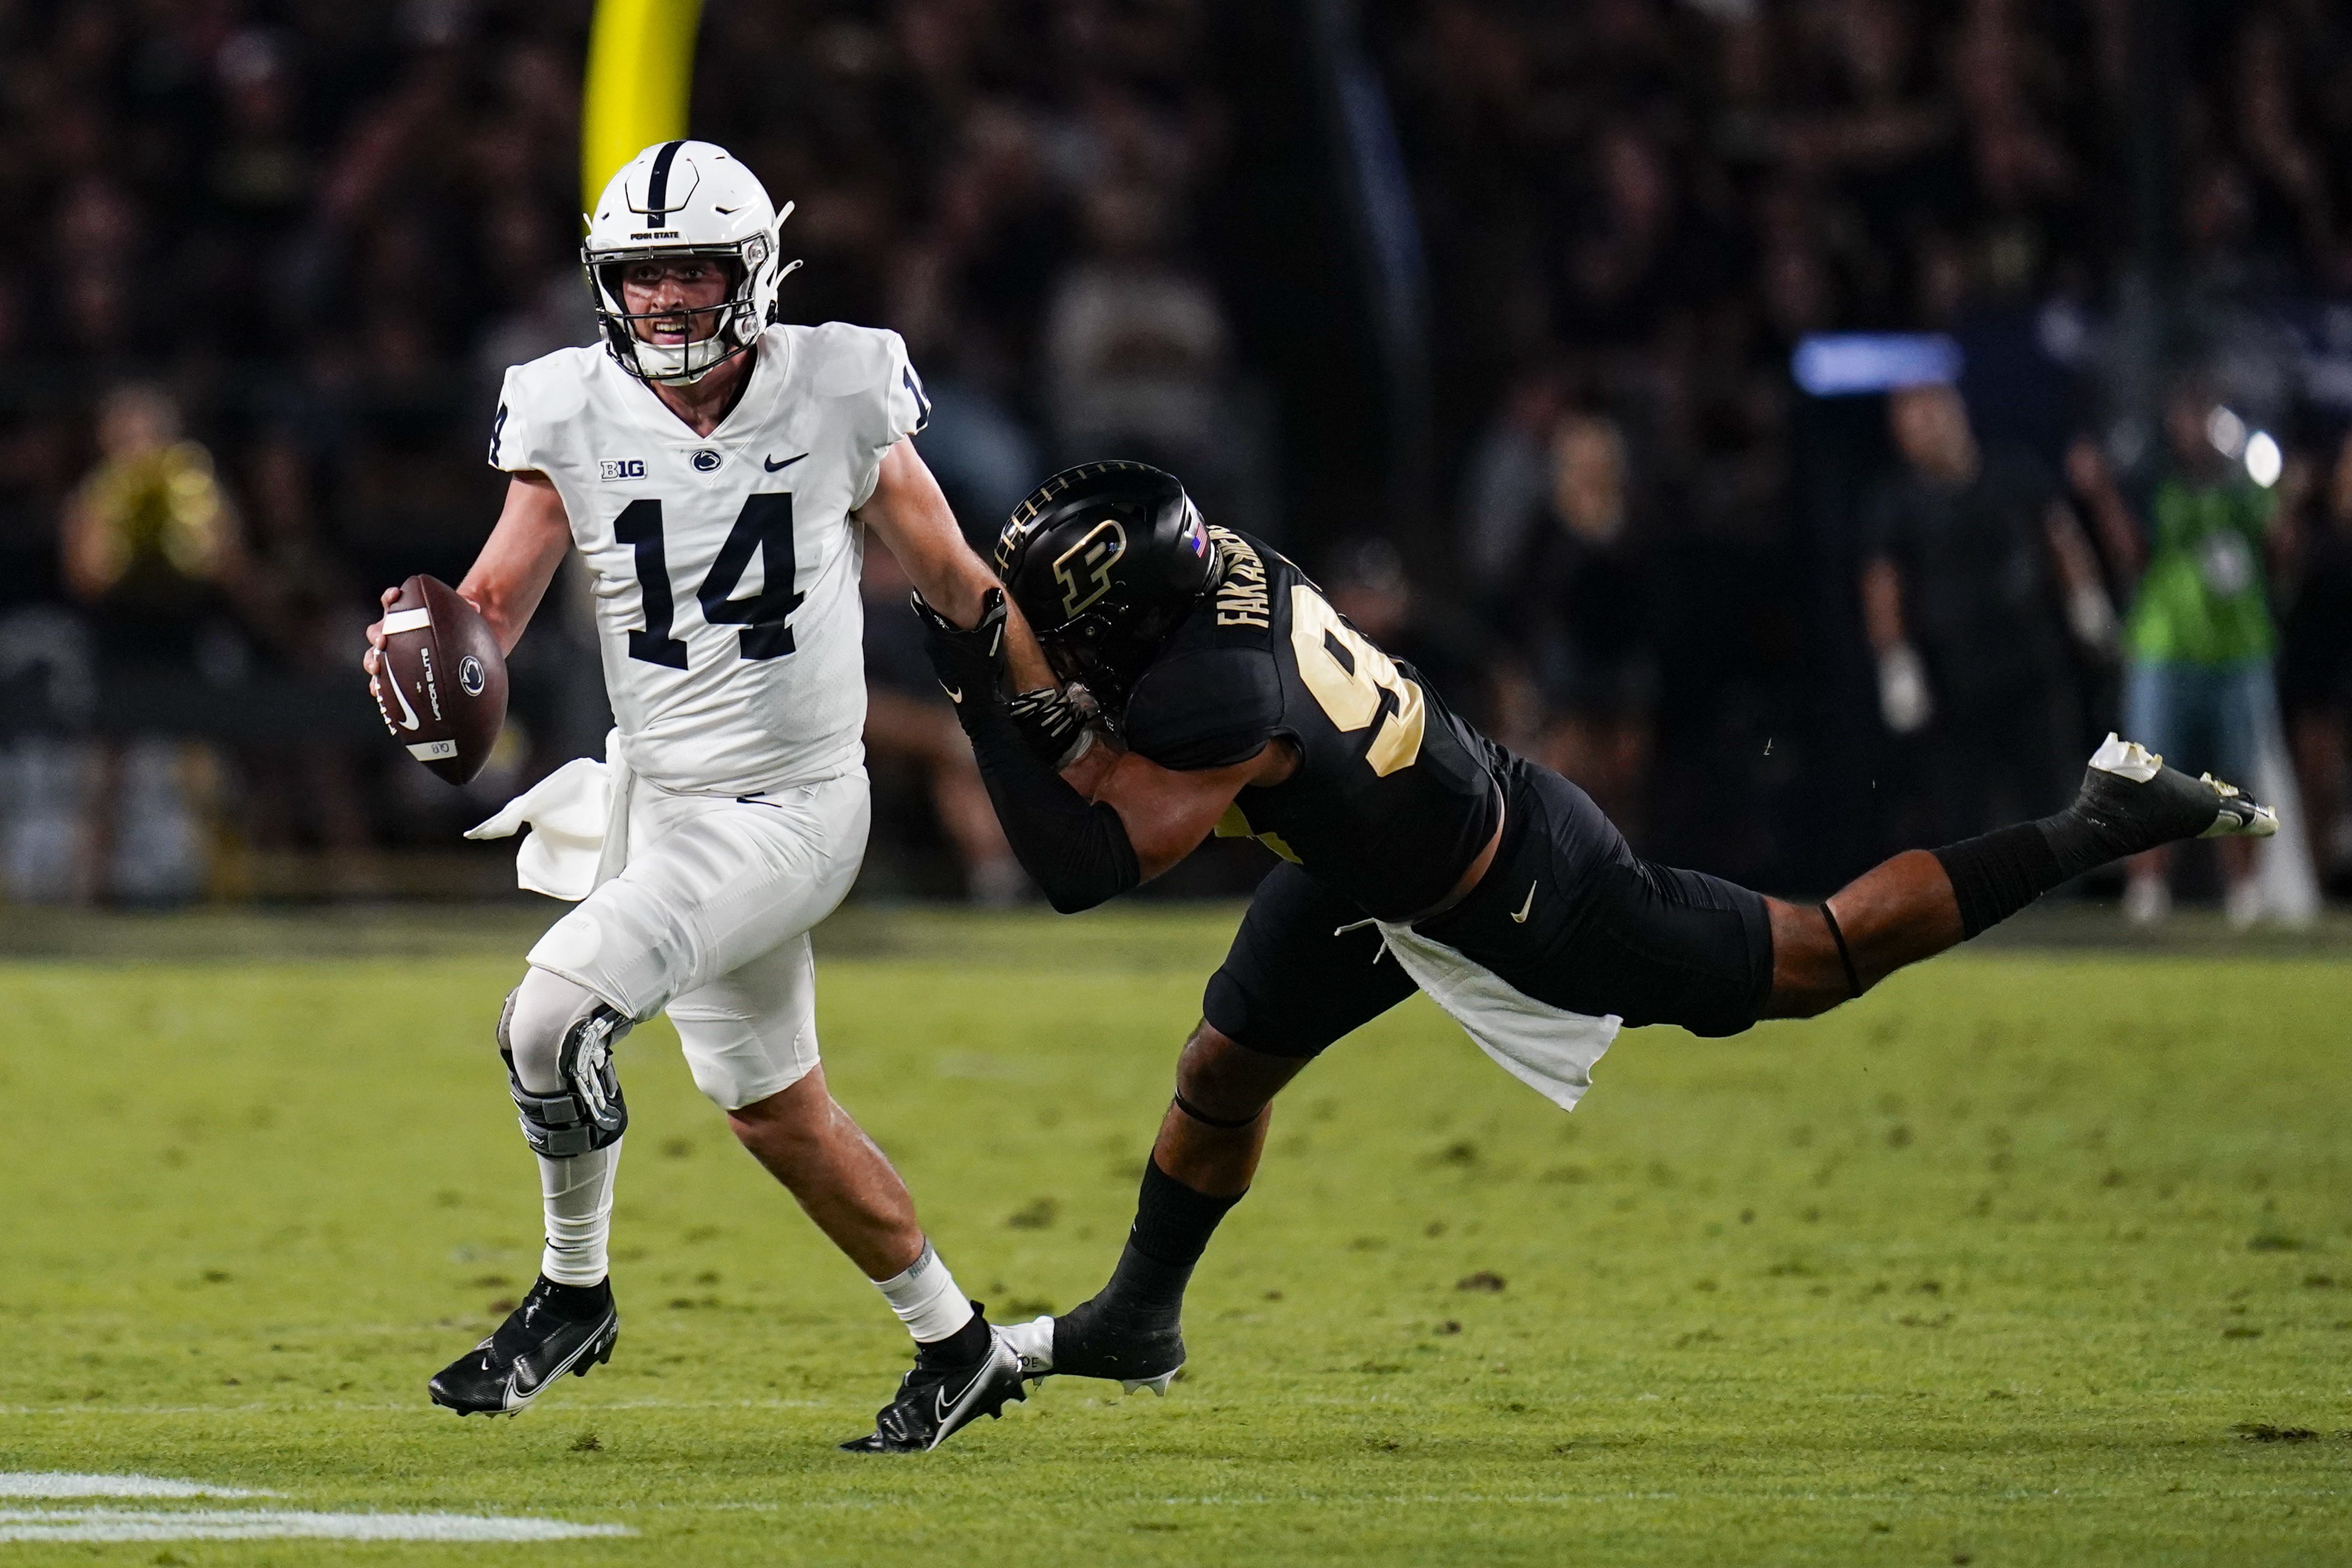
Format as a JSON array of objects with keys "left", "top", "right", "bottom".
[{"left": 614, "top": 494, "right": 806, "bottom": 669}]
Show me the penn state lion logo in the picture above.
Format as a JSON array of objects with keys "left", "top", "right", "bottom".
[{"left": 1052, "top": 520, "right": 1127, "bottom": 620}]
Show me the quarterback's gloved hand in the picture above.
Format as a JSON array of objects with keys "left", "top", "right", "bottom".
[
  {"left": 913, "top": 587, "right": 1007, "bottom": 720},
  {"left": 1008, "top": 686, "right": 1093, "bottom": 770}
]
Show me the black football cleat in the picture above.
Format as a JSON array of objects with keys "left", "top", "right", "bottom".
[
  {"left": 1001, "top": 1294, "right": 1184, "bottom": 1396},
  {"left": 2072, "top": 733, "right": 2277, "bottom": 856},
  {"left": 428, "top": 1275, "right": 618, "bottom": 1417},
  {"left": 840, "top": 1313, "right": 1027, "bottom": 1454}
]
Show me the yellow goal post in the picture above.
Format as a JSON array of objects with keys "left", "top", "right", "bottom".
[{"left": 581, "top": 0, "right": 704, "bottom": 210}]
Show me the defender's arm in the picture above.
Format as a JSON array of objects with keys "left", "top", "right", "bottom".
[
  {"left": 1076, "top": 744, "right": 1292, "bottom": 880},
  {"left": 957, "top": 706, "right": 1288, "bottom": 912},
  {"left": 921, "top": 599, "right": 1294, "bottom": 911},
  {"left": 859, "top": 438, "right": 1054, "bottom": 691},
  {"left": 363, "top": 473, "right": 570, "bottom": 676}
]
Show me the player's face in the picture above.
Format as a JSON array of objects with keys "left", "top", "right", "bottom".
[{"left": 619, "top": 258, "right": 732, "bottom": 345}]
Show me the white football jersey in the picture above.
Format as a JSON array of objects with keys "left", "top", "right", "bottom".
[{"left": 491, "top": 323, "right": 929, "bottom": 796}]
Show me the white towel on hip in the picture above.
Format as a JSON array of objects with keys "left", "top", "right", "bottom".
[
  {"left": 464, "top": 730, "right": 633, "bottom": 901},
  {"left": 1373, "top": 921, "right": 1622, "bottom": 1111}
]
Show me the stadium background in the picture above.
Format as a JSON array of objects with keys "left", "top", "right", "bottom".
[
  {"left": 5, "top": 6, "right": 2352, "bottom": 1558},
  {"left": 1, "top": 0, "right": 2349, "bottom": 913}
]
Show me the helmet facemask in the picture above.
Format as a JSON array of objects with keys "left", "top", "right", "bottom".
[
  {"left": 588, "top": 239, "right": 769, "bottom": 385},
  {"left": 1039, "top": 598, "right": 1193, "bottom": 732}
]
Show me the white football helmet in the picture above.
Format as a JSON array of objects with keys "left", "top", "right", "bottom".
[{"left": 581, "top": 140, "right": 801, "bottom": 384}]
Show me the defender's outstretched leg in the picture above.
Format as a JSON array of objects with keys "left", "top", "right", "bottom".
[
  {"left": 1003, "top": 1023, "right": 1309, "bottom": 1393},
  {"left": 1765, "top": 734, "right": 2275, "bottom": 1018}
]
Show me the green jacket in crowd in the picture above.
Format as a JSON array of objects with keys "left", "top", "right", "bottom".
[{"left": 2122, "top": 472, "right": 2278, "bottom": 667}]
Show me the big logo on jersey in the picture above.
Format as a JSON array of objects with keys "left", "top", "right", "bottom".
[{"left": 1051, "top": 520, "right": 1127, "bottom": 621}]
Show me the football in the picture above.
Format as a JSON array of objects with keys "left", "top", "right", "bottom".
[{"left": 371, "top": 574, "right": 507, "bottom": 785}]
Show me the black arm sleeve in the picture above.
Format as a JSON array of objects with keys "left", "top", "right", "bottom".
[{"left": 962, "top": 701, "right": 1141, "bottom": 913}]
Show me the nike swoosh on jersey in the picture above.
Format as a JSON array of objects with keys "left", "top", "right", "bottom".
[
  {"left": 764, "top": 451, "right": 808, "bottom": 472},
  {"left": 1511, "top": 882, "right": 1536, "bottom": 923}
]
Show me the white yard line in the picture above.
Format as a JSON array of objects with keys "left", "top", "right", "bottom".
[
  {"left": 0, "top": 1509, "right": 632, "bottom": 1542},
  {"left": 0, "top": 1397, "right": 832, "bottom": 1416},
  {"left": 0, "top": 1475, "right": 271, "bottom": 1499}
]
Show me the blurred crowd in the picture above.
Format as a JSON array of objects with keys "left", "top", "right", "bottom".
[
  {"left": 1373, "top": 0, "right": 2352, "bottom": 918},
  {"left": 0, "top": 0, "right": 1260, "bottom": 901},
  {"left": 0, "top": 0, "right": 2348, "bottom": 917}
]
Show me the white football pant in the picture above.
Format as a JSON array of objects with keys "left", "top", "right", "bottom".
[{"left": 525, "top": 768, "right": 869, "bottom": 1110}]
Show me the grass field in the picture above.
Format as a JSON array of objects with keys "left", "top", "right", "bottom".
[{"left": 3, "top": 904, "right": 2350, "bottom": 1565}]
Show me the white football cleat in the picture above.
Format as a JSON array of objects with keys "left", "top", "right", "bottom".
[
  {"left": 1001, "top": 1314, "right": 1054, "bottom": 1379},
  {"left": 998, "top": 1311, "right": 1179, "bottom": 1394}
]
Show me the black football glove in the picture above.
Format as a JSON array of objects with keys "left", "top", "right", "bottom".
[
  {"left": 913, "top": 587, "right": 1008, "bottom": 722},
  {"left": 1008, "top": 685, "right": 1092, "bottom": 769}
]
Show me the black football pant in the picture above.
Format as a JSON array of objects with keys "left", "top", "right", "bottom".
[{"left": 1204, "top": 755, "right": 1775, "bottom": 1058}]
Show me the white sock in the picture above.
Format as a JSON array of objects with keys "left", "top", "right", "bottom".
[
  {"left": 538, "top": 1139, "right": 620, "bottom": 1286},
  {"left": 875, "top": 1240, "right": 974, "bottom": 1343}
]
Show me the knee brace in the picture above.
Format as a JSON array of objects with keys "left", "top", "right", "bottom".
[{"left": 496, "top": 978, "right": 633, "bottom": 1159}]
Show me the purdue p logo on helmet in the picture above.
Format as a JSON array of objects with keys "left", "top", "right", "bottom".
[
  {"left": 1052, "top": 520, "right": 1129, "bottom": 621},
  {"left": 997, "top": 462, "right": 1218, "bottom": 720},
  {"left": 582, "top": 140, "right": 804, "bottom": 385}
]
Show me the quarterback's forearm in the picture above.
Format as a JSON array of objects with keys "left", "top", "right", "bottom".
[
  {"left": 456, "top": 566, "right": 552, "bottom": 655},
  {"left": 919, "top": 548, "right": 1056, "bottom": 690},
  {"left": 460, "top": 474, "right": 573, "bottom": 654},
  {"left": 862, "top": 441, "right": 987, "bottom": 618},
  {"left": 1000, "top": 602, "right": 1055, "bottom": 693},
  {"left": 865, "top": 439, "right": 1055, "bottom": 688}
]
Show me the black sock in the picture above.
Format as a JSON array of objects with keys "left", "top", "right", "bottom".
[
  {"left": 1937, "top": 753, "right": 2201, "bottom": 940},
  {"left": 1934, "top": 822, "right": 2067, "bottom": 939},
  {"left": 2035, "top": 792, "right": 2154, "bottom": 881},
  {"left": 1131, "top": 1159, "right": 1243, "bottom": 1269},
  {"left": 533, "top": 1275, "right": 612, "bottom": 1321},
  {"left": 915, "top": 1303, "right": 990, "bottom": 1368},
  {"left": 1094, "top": 1160, "right": 1243, "bottom": 1321}
]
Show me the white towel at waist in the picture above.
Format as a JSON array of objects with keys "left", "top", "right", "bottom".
[
  {"left": 463, "top": 730, "right": 634, "bottom": 901},
  {"left": 1372, "top": 921, "right": 1622, "bottom": 1111}
]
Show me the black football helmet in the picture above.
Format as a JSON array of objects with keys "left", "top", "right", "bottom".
[{"left": 994, "top": 461, "right": 1218, "bottom": 724}]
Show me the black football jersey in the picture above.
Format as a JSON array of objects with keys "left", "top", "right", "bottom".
[{"left": 1121, "top": 527, "right": 1502, "bottom": 919}]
